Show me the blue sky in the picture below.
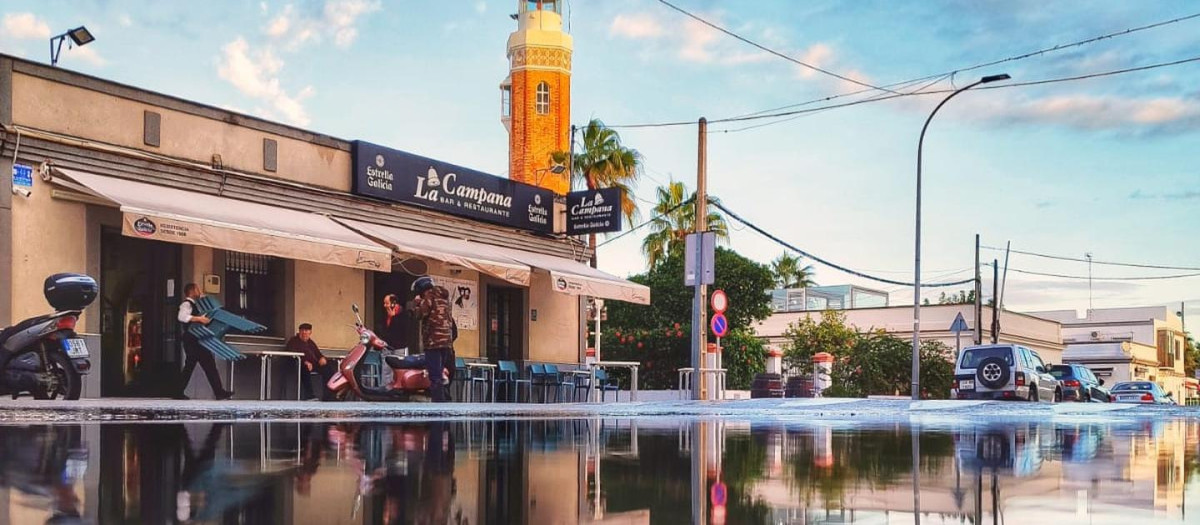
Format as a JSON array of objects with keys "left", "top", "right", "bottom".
[{"left": 3, "top": 1, "right": 1197, "bottom": 319}]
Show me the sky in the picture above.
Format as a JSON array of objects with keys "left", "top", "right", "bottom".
[{"left": 2, "top": 0, "right": 1198, "bottom": 322}]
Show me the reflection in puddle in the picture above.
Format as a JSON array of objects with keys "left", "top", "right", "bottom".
[{"left": 0, "top": 418, "right": 1197, "bottom": 523}]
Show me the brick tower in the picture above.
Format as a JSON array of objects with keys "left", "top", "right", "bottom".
[{"left": 501, "top": 0, "right": 572, "bottom": 195}]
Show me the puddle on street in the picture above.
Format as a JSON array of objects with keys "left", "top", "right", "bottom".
[{"left": 2, "top": 418, "right": 1199, "bottom": 524}]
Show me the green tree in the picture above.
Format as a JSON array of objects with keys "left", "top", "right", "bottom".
[
  {"left": 603, "top": 247, "right": 775, "bottom": 389},
  {"left": 937, "top": 290, "right": 976, "bottom": 305},
  {"left": 770, "top": 252, "right": 817, "bottom": 289},
  {"left": 640, "top": 181, "right": 729, "bottom": 268},
  {"left": 552, "top": 119, "right": 642, "bottom": 261},
  {"left": 1185, "top": 335, "right": 1198, "bottom": 379}
]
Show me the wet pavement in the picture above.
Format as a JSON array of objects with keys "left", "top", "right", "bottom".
[
  {"left": 2, "top": 397, "right": 1199, "bottom": 422},
  {"left": 1, "top": 402, "right": 1199, "bottom": 523}
]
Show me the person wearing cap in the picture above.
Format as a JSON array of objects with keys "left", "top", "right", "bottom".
[
  {"left": 286, "top": 323, "right": 335, "bottom": 400},
  {"left": 409, "top": 276, "right": 454, "bottom": 402}
]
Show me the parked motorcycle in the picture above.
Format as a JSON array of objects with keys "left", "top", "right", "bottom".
[
  {"left": 326, "top": 304, "right": 444, "bottom": 402},
  {"left": 0, "top": 274, "right": 96, "bottom": 400}
]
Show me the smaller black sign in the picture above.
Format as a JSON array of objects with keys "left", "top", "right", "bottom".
[
  {"left": 133, "top": 217, "right": 157, "bottom": 236},
  {"left": 566, "top": 187, "right": 623, "bottom": 235}
]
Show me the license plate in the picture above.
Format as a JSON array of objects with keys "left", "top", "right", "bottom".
[
  {"left": 959, "top": 380, "right": 975, "bottom": 390},
  {"left": 63, "top": 338, "right": 89, "bottom": 358},
  {"left": 1118, "top": 394, "right": 1141, "bottom": 401}
]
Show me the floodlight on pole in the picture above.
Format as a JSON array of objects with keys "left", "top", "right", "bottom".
[
  {"left": 50, "top": 26, "right": 95, "bottom": 67},
  {"left": 911, "top": 72, "right": 1010, "bottom": 400}
]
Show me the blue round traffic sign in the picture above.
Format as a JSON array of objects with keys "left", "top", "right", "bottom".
[{"left": 710, "top": 313, "right": 728, "bottom": 338}]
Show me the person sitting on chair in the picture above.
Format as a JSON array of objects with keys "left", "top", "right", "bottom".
[{"left": 286, "top": 323, "right": 335, "bottom": 401}]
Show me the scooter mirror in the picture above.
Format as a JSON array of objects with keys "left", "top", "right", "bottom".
[{"left": 351, "top": 304, "right": 360, "bottom": 314}]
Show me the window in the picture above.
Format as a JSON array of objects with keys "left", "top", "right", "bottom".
[
  {"left": 501, "top": 85, "right": 512, "bottom": 118},
  {"left": 224, "top": 252, "right": 283, "bottom": 335},
  {"left": 535, "top": 82, "right": 550, "bottom": 115},
  {"left": 1157, "top": 330, "right": 1174, "bottom": 367}
]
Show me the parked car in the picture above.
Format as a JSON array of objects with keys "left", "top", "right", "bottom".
[
  {"left": 1109, "top": 381, "right": 1176, "bottom": 405},
  {"left": 1048, "top": 364, "right": 1110, "bottom": 402},
  {"left": 952, "top": 344, "right": 1061, "bottom": 402}
]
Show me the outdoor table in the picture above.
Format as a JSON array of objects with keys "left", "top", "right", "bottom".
[
  {"left": 677, "top": 367, "right": 727, "bottom": 400},
  {"left": 589, "top": 361, "right": 640, "bottom": 402},
  {"left": 466, "top": 362, "right": 498, "bottom": 402},
  {"left": 232, "top": 350, "right": 305, "bottom": 400}
]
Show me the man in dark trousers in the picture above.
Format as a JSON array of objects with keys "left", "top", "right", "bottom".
[
  {"left": 175, "top": 283, "right": 234, "bottom": 400},
  {"left": 409, "top": 276, "right": 454, "bottom": 403},
  {"left": 287, "top": 323, "right": 336, "bottom": 400}
]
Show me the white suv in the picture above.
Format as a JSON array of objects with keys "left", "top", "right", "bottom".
[{"left": 952, "top": 344, "right": 1061, "bottom": 402}]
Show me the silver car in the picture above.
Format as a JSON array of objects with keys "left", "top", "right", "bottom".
[
  {"left": 952, "top": 344, "right": 1061, "bottom": 402},
  {"left": 1109, "top": 381, "right": 1175, "bottom": 405}
]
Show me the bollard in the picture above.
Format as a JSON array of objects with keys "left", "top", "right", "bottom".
[{"left": 813, "top": 352, "right": 833, "bottom": 397}]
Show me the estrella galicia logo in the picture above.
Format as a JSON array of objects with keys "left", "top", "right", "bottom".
[
  {"left": 374, "top": 154, "right": 385, "bottom": 168},
  {"left": 556, "top": 277, "right": 568, "bottom": 291},
  {"left": 133, "top": 217, "right": 157, "bottom": 236}
]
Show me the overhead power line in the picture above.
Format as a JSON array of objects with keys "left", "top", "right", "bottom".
[
  {"left": 730, "top": 10, "right": 1200, "bottom": 121},
  {"left": 596, "top": 196, "right": 694, "bottom": 248},
  {"left": 604, "top": 53, "right": 1200, "bottom": 129},
  {"left": 655, "top": 0, "right": 898, "bottom": 94},
  {"left": 982, "top": 246, "right": 1200, "bottom": 271},
  {"left": 712, "top": 200, "right": 973, "bottom": 288},
  {"left": 982, "top": 262, "right": 1200, "bottom": 281}
]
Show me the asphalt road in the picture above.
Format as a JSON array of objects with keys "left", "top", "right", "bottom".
[{"left": 1, "top": 397, "right": 1196, "bottom": 422}]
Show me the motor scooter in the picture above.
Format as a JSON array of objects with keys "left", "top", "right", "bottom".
[
  {"left": 326, "top": 304, "right": 445, "bottom": 401},
  {"left": 0, "top": 274, "right": 96, "bottom": 400}
]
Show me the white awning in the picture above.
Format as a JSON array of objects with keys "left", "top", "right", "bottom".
[
  {"left": 338, "top": 219, "right": 649, "bottom": 305},
  {"left": 50, "top": 168, "right": 392, "bottom": 271},
  {"left": 493, "top": 247, "right": 651, "bottom": 306},
  {"left": 337, "top": 218, "right": 532, "bottom": 286}
]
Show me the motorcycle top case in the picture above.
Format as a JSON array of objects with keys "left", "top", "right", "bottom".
[{"left": 44, "top": 273, "right": 98, "bottom": 311}]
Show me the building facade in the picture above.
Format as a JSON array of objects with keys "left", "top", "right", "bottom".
[
  {"left": 0, "top": 54, "right": 645, "bottom": 399},
  {"left": 1032, "top": 307, "right": 1189, "bottom": 400},
  {"left": 770, "top": 285, "right": 889, "bottom": 313}
]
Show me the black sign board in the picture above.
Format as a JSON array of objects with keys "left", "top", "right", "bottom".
[
  {"left": 566, "top": 187, "right": 623, "bottom": 235},
  {"left": 352, "top": 141, "right": 554, "bottom": 234}
]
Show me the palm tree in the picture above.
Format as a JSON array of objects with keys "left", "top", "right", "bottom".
[
  {"left": 770, "top": 252, "right": 817, "bottom": 289},
  {"left": 641, "top": 181, "right": 729, "bottom": 268},
  {"left": 552, "top": 119, "right": 642, "bottom": 263}
]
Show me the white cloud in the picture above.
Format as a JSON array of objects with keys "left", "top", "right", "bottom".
[
  {"left": 610, "top": 13, "right": 664, "bottom": 39},
  {"left": 264, "top": 0, "right": 380, "bottom": 50},
  {"left": 794, "top": 43, "right": 833, "bottom": 78},
  {"left": 475, "top": 1, "right": 487, "bottom": 15},
  {"left": 216, "top": 37, "right": 313, "bottom": 126},
  {"left": 3, "top": 12, "right": 51, "bottom": 39},
  {"left": 60, "top": 45, "right": 107, "bottom": 67},
  {"left": 118, "top": 14, "right": 133, "bottom": 27},
  {"left": 975, "top": 93, "right": 1200, "bottom": 133}
]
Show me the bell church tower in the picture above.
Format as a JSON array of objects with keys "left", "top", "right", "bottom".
[{"left": 501, "top": 0, "right": 572, "bottom": 195}]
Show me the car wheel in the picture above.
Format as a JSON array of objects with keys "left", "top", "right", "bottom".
[
  {"left": 1054, "top": 388, "right": 1062, "bottom": 403},
  {"left": 1030, "top": 387, "right": 1039, "bottom": 403},
  {"left": 976, "top": 357, "right": 1011, "bottom": 389}
]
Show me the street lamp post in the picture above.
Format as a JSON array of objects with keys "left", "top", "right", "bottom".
[
  {"left": 49, "top": 26, "right": 95, "bottom": 67},
  {"left": 911, "top": 73, "right": 1010, "bottom": 401}
]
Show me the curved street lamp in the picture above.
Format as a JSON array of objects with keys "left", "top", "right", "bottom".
[
  {"left": 50, "top": 26, "right": 95, "bottom": 67},
  {"left": 911, "top": 73, "right": 1010, "bottom": 400}
]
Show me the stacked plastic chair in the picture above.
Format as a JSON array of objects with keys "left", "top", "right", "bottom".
[{"left": 187, "top": 296, "right": 266, "bottom": 361}]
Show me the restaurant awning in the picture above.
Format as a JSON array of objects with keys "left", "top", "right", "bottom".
[
  {"left": 338, "top": 219, "right": 649, "bottom": 305},
  {"left": 50, "top": 168, "right": 392, "bottom": 271},
  {"left": 336, "top": 218, "right": 532, "bottom": 286},
  {"left": 492, "top": 247, "right": 651, "bottom": 306}
]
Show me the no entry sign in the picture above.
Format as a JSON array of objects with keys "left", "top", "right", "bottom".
[
  {"left": 710, "top": 289, "right": 728, "bottom": 313},
  {"left": 710, "top": 313, "right": 728, "bottom": 338}
]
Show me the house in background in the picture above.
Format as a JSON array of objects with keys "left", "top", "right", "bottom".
[
  {"left": 770, "top": 285, "right": 889, "bottom": 313},
  {"left": 1031, "top": 307, "right": 1190, "bottom": 401}
]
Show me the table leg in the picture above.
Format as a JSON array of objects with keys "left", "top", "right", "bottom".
[
  {"left": 490, "top": 369, "right": 496, "bottom": 403},
  {"left": 590, "top": 367, "right": 598, "bottom": 404},
  {"left": 631, "top": 366, "right": 638, "bottom": 402},
  {"left": 260, "top": 356, "right": 267, "bottom": 401},
  {"left": 296, "top": 356, "right": 302, "bottom": 401}
]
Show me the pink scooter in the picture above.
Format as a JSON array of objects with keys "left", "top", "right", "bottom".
[{"left": 327, "top": 304, "right": 442, "bottom": 402}]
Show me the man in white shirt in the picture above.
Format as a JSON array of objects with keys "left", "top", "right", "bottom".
[{"left": 175, "top": 283, "right": 233, "bottom": 400}]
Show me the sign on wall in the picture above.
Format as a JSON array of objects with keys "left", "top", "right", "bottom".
[
  {"left": 352, "top": 141, "right": 555, "bottom": 234},
  {"left": 12, "top": 164, "right": 33, "bottom": 188},
  {"left": 438, "top": 275, "right": 479, "bottom": 331},
  {"left": 566, "top": 187, "right": 623, "bottom": 235}
]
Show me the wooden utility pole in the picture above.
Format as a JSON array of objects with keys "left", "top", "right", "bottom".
[
  {"left": 974, "top": 235, "right": 982, "bottom": 345},
  {"left": 693, "top": 117, "right": 709, "bottom": 400}
]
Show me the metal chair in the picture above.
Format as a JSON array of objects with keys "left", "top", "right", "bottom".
[
  {"left": 454, "top": 358, "right": 471, "bottom": 401},
  {"left": 543, "top": 364, "right": 575, "bottom": 403},
  {"left": 594, "top": 369, "right": 621, "bottom": 402},
  {"left": 498, "top": 360, "right": 532, "bottom": 402},
  {"left": 529, "top": 364, "right": 551, "bottom": 403}
]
